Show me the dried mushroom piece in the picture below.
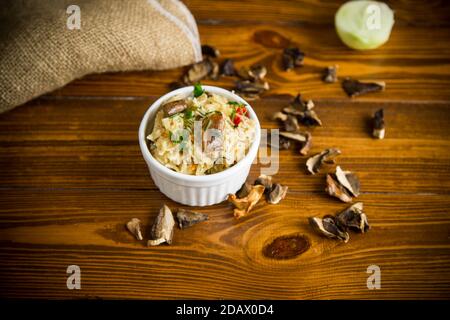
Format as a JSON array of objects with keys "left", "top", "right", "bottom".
[
  {"left": 278, "top": 136, "right": 291, "bottom": 150},
  {"left": 176, "top": 209, "right": 209, "bottom": 229},
  {"left": 162, "top": 99, "right": 188, "bottom": 116},
  {"left": 283, "top": 114, "right": 300, "bottom": 132},
  {"left": 204, "top": 113, "right": 225, "bottom": 153},
  {"left": 227, "top": 185, "right": 265, "bottom": 219},
  {"left": 322, "top": 65, "right": 338, "bottom": 83},
  {"left": 342, "top": 78, "right": 385, "bottom": 97},
  {"left": 299, "top": 132, "right": 312, "bottom": 156},
  {"left": 183, "top": 59, "right": 214, "bottom": 84},
  {"left": 270, "top": 135, "right": 290, "bottom": 150},
  {"left": 237, "top": 182, "right": 253, "bottom": 198},
  {"left": 254, "top": 174, "right": 274, "bottom": 192},
  {"left": 201, "top": 44, "right": 220, "bottom": 58},
  {"left": 238, "top": 65, "right": 267, "bottom": 81},
  {"left": 272, "top": 111, "right": 288, "bottom": 122},
  {"left": 306, "top": 148, "right": 341, "bottom": 174},
  {"left": 335, "top": 166, "right": 360, "bottom": 197},
  {"left": 282, "top": 105, "right": 303, "bottom": 117},
  {"left": 209, "top": 60, "right": 220, "bottom": 80},
  {"left": 373, "top": 109, "right": 385, "bottom": 139},
  {"left": 220, "top": 59, "right": 236, "bottom": 76},
  {"left": 283, "top": 95, "right": 322, "bottom": 127},
  {"left": 325, "top": 166, "right": 360, "bottom": 203},
  {"left": 248, "top": 65, "right": 267, "bottom": 81},
  {"left": 147, "top": 204, "right": 175, "bottom": 246},
  {"left": 325, "top": 174, "right": 353, "bottom": 203},
  {"left": 267, "top": 183, "right": 288, "bottom": 204},
  {"left": 126, "top": 218, "right": 143, "bottom": 241},
  {"left": 279, "top": 131, "right": 307, "bottom": 142},
  {"left": 335, "top": 202, "right": 370, "bottom": 233},
  {"left": 282, "top": 47, "right": 305, "bottom": 71},
  {"left": 272, "top": 111, "right": 299, "bottom": 132},
  {"left": 308, "top": 216, "right": 349, "bottom": 242},
  {"left": 280, "top": 131, "right": 312, "bottom": 155},
  {"left": 235, "top": 80, "right": 269, "bottom": 95},
  {"left": 301, "top": 109, "right": 322, "bottom": 126}
]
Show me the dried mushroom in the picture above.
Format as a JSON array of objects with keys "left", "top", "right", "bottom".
[
  {"left": 283, "top": 114, "right": 300, "bottom": 132},
  {"left": 322, "top": 65, "right": 338, "bottom": 83},
  {"left": 183, "top": 59, "right": 214, "bottom": 84},
  {"left": 253, "top": 175, "right": 288, "bottom": 205},
  {"left": 176, "top": 209, "right": 209, "bottom": 229},
  {"left": 147, "top": 204, "right": 175, "bottom": 246},
  {"left": 270, "top": 135, "right": 290, "bottom": 150},
  {"left": 273, "top": 111, "right": 299, "bottom": 132},
  {"left": 267, "top": 183, "right": 288, "bottom": 204},
  {"left": 335, "top": 202, "right": 370, "bottom": 233},
  {"left": 162, "top": 99, "right": 188, "bottom": 116},
  {"left": 220, "top": 59, "right": 236, "bottom": 76},
  {"left": 237, "top": 182, "right": 253, "bottom": 198},
  {"left": 238, "top": 65, "right": 267, "bottom": 81},
  {"left": 204, "top": 113, "right": 225, "bottom": 152},
  {"left": 301, "top": 109, "right": 322, "bottom": 126},
  {"left": 254, "top": 174, "right": 273, "bottom": 192},
  {"left": 282, "top": 47, "right": 305, "bottom": 71},
  {"left": 299, "top": 132, "right": 312, "bottom": 156},
  {"left": 325, "top": 166, "right": 360, "bottom": 203},
  {"left": 209, "top": 60, "right": 220, "bottom": 80},
  {"left": 227, "top": 185, "right": 265, "bottom": 219},
  {"left": 235, "top": 79, "right": 270, "bottom": 99},
  {"left": 342, "top": 78, "right": 385, "bottom": 97},
  {"left": 278, "top": 136, "right": 291, "bottom": 150},
  {"left": 279, "top": 131, "right": 307, "bottom": 142},
  {"left": 335, "top": 166, "right": 360, "bottom": 197},
  {"left": 282, "top": 95, "right": 322, "bottom": 127},
  {"left": 308, "top": 216, "right": 349, "bottom": 242},
  {"left": 306, "top": 148, "right": 341, "bottom": 174},
  {"left": 309, "top": 203, "right": 369, "bottom": 243},
  {"left": 325, "top": 174, "right": 353, "bottom": 203},
  {"left": 272, "top": 111, "right": 288, "bottom": 122},
  {"left": 201, "top": 44, "right": 220, "bottom": 58},
  {"left": 279, "top": 131, "right": 312, "bottom": 155},
  {"left": 373, "top": 108, "right": 385, "bottom": 139},
  {"left": 126, "top": 218, "right": 143, "bottom": 241}
]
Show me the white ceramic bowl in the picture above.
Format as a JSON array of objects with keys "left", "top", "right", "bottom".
[{"left": 139, "top": 85, "right": 261, "bottom": 206}]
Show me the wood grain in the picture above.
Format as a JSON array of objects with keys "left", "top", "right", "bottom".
[
  {"left": 1, "top": 0, "right": 450, "bottom": 299},
  {"left": 1, "top": 97, "right": 449, "bottom": 193},
  {"left": 0, "top": 190, "right": 449, "bottom": 299},
  {"left": 48, "top": 23, "right": 450, "bottom": 101},
  {"left": 185, "top": 0, "right": 450, "bottom": 27}
]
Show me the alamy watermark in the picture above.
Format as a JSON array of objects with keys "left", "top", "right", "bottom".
[
  {"left": 66, "top": 5, "right": 81, "bottom": 30},
  {"left": 365, "top": 4, "right": 381, "bottom": 30},
  {"left": 167, "top": 122, "right": 280, "bottom": 176},
  {"left": 66, "top": 265, "right": 81, "bottom": 289},
  {"left": 366, "top": 265, "right": 381, "bottom": 290}
]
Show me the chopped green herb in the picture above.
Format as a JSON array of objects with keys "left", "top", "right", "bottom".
[
  {"left": 184, "top": 109, "right": 194, "bottom": 119},
  {"left": 193, "top": 83, "right": 204, "bottom": 97},
  {"left": 230, "top": 108, "right": 236, "bottom": 122},
  {"left": 169, "top": 131, "right": 184, "bottom": 144}
]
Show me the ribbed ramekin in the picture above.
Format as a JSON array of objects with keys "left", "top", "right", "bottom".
[{"left": 138, "top": 85, "right": 261, "bottom": 206}]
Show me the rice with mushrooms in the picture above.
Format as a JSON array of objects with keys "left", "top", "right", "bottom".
[{"left": 147, "top": 87, "right": 256, "bottom": 175}]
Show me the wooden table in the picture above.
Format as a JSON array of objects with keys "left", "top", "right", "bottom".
[{"left": 1, "top": 0, "right": 449, "bottom": 299}]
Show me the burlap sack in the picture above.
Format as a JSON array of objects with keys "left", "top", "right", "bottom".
[{"left": 0, "top": 0, "right": 202, "bottom": 113}]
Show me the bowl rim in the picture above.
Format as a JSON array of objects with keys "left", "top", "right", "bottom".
[{"left": 138, "top": 85, "right": 261, "bottom": 183}]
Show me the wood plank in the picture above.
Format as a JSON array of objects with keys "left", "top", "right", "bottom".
[
  {"left": 185, "top": 0, "right": 450, "bottom": 27},
  {"left": 0, "top": 190, "right": 449, "bottom": 299},
  {"left": 1, "top": 97, "right": 449, "bottom": 193},
  {"left": 47, "top": 23, "right": 450, "bottom": 101}
]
